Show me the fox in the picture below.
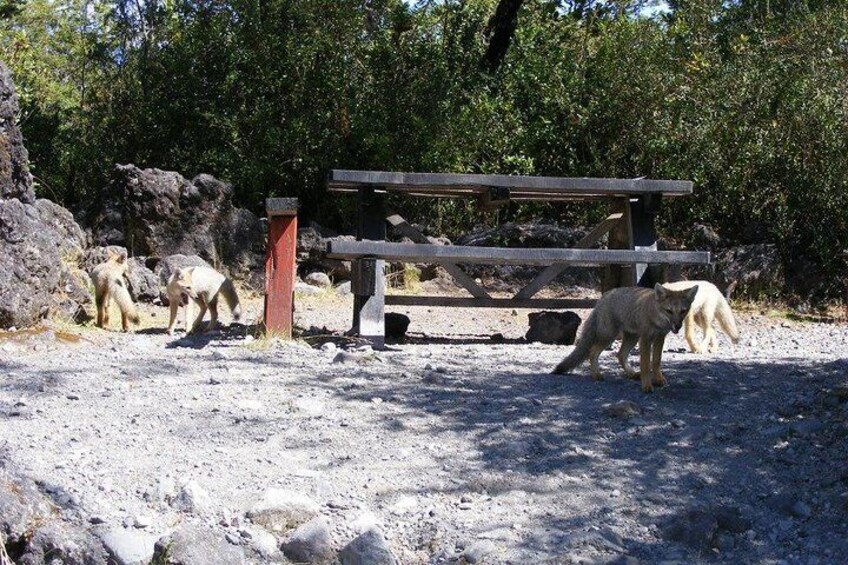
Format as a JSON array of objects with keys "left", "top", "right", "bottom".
[
  {"left": 552, "top": 283, "right": 698, "bottom": 393},
  {"left": 90, "top": 250, "right": 140, "bottom": 331},
  {"left": 662, "top": 280, "right": 740, "bottom": 354},
  {"left": 165, "top": 266, "right": 242, "bottom": 335}
]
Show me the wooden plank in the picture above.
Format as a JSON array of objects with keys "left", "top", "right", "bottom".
[
  {"left": 327, "top": 240, "right": 710, "bottom": 266},
  {"left": 264, "top": 213, "right": 297, "bottom": 338},
  {"left": 513, "top": 212, "right": 624, "bottom": 300},
  {"left": 328, "top": 170, "right": 693, "bottom": 197},
  {"left": 386, "top": 213, "right": 491, "bottom": 299},
  {"left": 386, "top": 296, "right": 597, "bottom": 309}
]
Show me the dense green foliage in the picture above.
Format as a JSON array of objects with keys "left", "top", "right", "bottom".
[{"left": 1, "top": 0, "right": 847, "bottom": 296}]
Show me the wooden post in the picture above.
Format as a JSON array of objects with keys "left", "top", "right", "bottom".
[
  {"left": 352, "top": 187, "right": 386, "bottom": 348},
  {"left": 265, "top": 197, "right": 299, "bottom": 338},
  {"left": 631, "top": 194, "right": 663, "bottom": 287},
  {"left": 603, "top": 198, "right": 634, "bottom": 292}
]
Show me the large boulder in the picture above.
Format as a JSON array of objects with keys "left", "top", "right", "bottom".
[
  {"left": 713, "top": 244, "right": 784, "bottom": 298},
  {"left": 89, "top": 165, "right": 264, "bottom": 280},
  {"left": 0, "top": 62, "right": 90, "bottom": 328},
  {"left": 0, "top": 62, "right": 33, "bottom": 203}
]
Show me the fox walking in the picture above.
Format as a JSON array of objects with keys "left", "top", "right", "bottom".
[
  {"left": 662, "top": 280, "right": 740, "bottom": 353},
  {"left": 90, "top": 250, "right": 140, "bottom": 331},
  {"left": 553, "top": 283, "right": 698, "bottom": 393},
  {"left": 166, "top": 266, "right": 241, "bottom": 335}
]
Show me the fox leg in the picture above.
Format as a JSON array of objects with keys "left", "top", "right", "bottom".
[
  {"left": 190, "top": 299, "right": 208, "bottom": 334},
  {"left": 650, "top": 335, "right": 667, "bottom": 388},
  {"left": 588, "top": 343, "right": 608, "bottom": 381},
  {"left": 697, "top": 314, "right": 715, "bottom": 353},
  {"left": 206, "top": 296, "right": 219, "bottom": 331},
  {"left": 95, "top": 291, "right": 105, "bottom": 328},
  {"left": 617, "top": 332, "right": 639, "bottom": 379},
  {"left": 121, "top": 311, "right": 130, "bottom": 332},
  {"left": 639, "top": 337, "right": 655, "bottom": 393},
  {"left": 167, "top": 300, "right": 179, "bottom": 335},
  {"left": 102, "top": 294, "right": 111, "bottom": 327},
  {"left": 684, "top": 312, "right": 700, "bottom": 353}
]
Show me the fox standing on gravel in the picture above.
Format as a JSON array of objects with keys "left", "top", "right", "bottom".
[
  {"left": 553, "top": 283, "right": 698, "bottom": 393},
  {"left": 90, "top": 250, "right": 140, "bottom": 331},
  {"left": 662, "top": 280, "right": 740, "bottom": 354},
  {"left": 166, "top": 266, "right": 241, "bottom": 335}
]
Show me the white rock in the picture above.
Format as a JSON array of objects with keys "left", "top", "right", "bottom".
[
  {"left": 305, "top": 272, "right": 332, "bottom": 288},
  {"left": 99, "top": 528, "right": 158, "bottom": 565},
  {"left": 247, "top": 488, "right": 321, "bottom": 531},
  {"left": 173, "top": 479, "right": 214, "bottom": 515}
]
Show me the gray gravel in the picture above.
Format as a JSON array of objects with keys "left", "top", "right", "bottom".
[{"left": 1, "top": 292, "right": 847, "bottom": 564}]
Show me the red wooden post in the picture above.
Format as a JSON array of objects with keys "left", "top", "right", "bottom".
[{"left": 265, "top": 198, "right": 299, "bottom": 338}]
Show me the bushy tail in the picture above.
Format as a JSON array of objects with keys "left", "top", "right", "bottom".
[
  {"left": 552, "top": 310, "right": 598, "bottom": 374},
  {"left": 221, "top": 278, "right": 242, "bottom": 321},
  {"left": 110, "top": 279, "right": 140, "bottom": 324},
  {"left": 716, "top": 296, "right": 739, "bottom": 343}
]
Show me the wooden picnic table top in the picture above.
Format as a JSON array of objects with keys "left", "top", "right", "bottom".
[{"left": 327, "top": 169, "right": 693, "bottom": 199}]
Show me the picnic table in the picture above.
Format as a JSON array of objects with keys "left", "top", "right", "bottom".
[{"left": 326, "top": 170, "right": 710, "bottom": 347}]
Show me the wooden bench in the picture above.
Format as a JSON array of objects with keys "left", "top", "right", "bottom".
[{"left": 326, "top": 170, "right": 710, "bottom": 347}]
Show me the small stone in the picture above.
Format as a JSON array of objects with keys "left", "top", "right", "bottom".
[
  {"left": 67, "top": 394, "right": 80, "bottom": 400},
  {"left": 320, "top": 342, "right": 337, "bottom": 352},
  {"left": 99, "top": 528, "right": 158, "bottom": 565},
  {"left": 133, "top": 515, "right": 152, "bottom": 529},
  {"left": 339, "top": 528, "right": 397, "bottom": 565},
  {"left": 282, "top": 517, "right": 334, "bottom": 563},
  {"left": 385, "top": 313, "right": 410, "bottom": 339},
  {"left": 604, "top": 400, "right": 641, "bottom": 419},
  {"left": 463, "top": 540, "right": 497, "bottom": 564},
  {"left": 305, "top": 272, "right": 332, "bottom": 288},
  {"left": 246, "top": 488, "right": 321, "bottom": 531},
  {"left": 225, "top": 532, "right": 241, "bottom": 545},
  {"left": 790, "top": 500, "right": 812, "bottom": 519}
]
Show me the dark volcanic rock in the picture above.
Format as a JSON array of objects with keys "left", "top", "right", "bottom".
[
  {"left": 0, "top": 64, "right": 89, "bottom": 328},
  {"left": 90, "top": 165, "right": 264, "bottom": 280},
  {"left": 385, "top": 313, "right": 411, "bottom": 339},
  {"left": 525, "top": 311, "right": 581, "bottom": 345},
  {"left": 0, "top": 62, "right": 34, "bottom": 203},
  {"left": 713, "top": 244, "right": 784, "bottom": 298},
  {"left": 457, "top": 222, "right": 585, "bottom": 248}
]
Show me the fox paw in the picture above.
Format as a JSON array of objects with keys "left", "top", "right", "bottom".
[
  {"left": 641, "top": 383, "right": 654, "bottom": 393},
  {"left": 652, "top": 373, "right": 667, "bottom": 387}
]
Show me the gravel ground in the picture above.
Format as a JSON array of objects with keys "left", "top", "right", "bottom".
[{"left": 1, "top": 289, "right": 848, "bottom": 564}]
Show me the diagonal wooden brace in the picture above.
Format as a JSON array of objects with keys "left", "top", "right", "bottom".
[
  {"left": 513, "top": 212, "right": 624, "bottom": 300},
  {"left": 386, "top": 213, "right": 491, "bottom": 299}
]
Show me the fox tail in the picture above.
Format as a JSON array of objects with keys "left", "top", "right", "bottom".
[
  {"left": 552, "top": 310, "right": 597, "bottom": 374},
  {"left": 220, "top": 278, "right": 242, "bottom": 321},
  {"left": 715, "top": 296, "right": 739, "bottom": 343},
  {"left": 110, "top": 278, "right": 140, "bottom": 325}
]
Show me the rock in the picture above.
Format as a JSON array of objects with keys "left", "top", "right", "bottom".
[
  {"left": 385, "top": 313, "right": 410, "bottom": 339},
  {"left": 99, "top": 528, "right": 159, "bottom": 565},
  {"left": 296, "top": 281, "right": 324, "bottom": 295},
  {"left": 281, "top": 517, "right": 334, "bottom": 563},
  {"left": 305, "top": 271, "right": 332, "bottom": 288},
  {"left": 133, "top": 514, "right": 152, "bottom": 529},
  {"left": 0, "top": 61, "right": 34, "bottom": 203},
  {"left": 603, "top": 400, "right": 642, "bottom": 419},
  {"left": 89, "top": 164, "right": 264, "bottom": 280},
  {"left": 462, "top": 540, "right": 498, "bottom": 563},
  {"left": 714, "top": 505, "right": 751, "bottom": 534},
  {"left": 126, "top": 257, "right": 161, "bottom": 302},
  {"left": 713, "top": 244, "right": 784, "bottom": 298},
  {"left": 339, "top": 528, "right": 397, "bottom": 565},
  {"left": 152, "top": 525, "right": 245, "bottom": 565},
  {"left": 689, "top": 223, "right": 724, "bottom": 249},
  {"left": 297, "top": 225, "right": 353, "bottom": 279},
  {"left": 16, "top": 521, "right": 108, "bottom": 565},
  {"left": 525, "top": 311, "right": 581, "bottom": 345},
  {"left": 457, "top": 222, "right": 585, "bottom": 248},
  {"left": 662, "top": 507, "right": 718, "bottom": 551},
  {"left": 246, "top": 488, "right": 321, "bottom": 531},
  {"left": 244, "top": 527, "right": 282, "bottom": 560},
  {"left": 335, "top": 281, "right": 352, "bottom": 296},
  {"left": 172, "top": 480, "right": 214, "bottom": 515}
]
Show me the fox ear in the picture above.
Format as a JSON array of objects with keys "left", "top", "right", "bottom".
[
  {"left": 654, "top": 283, "right": 667, "bottom": 300},
  {"left": 686, "top": 286, "right": 699, "bottom": 303}
]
